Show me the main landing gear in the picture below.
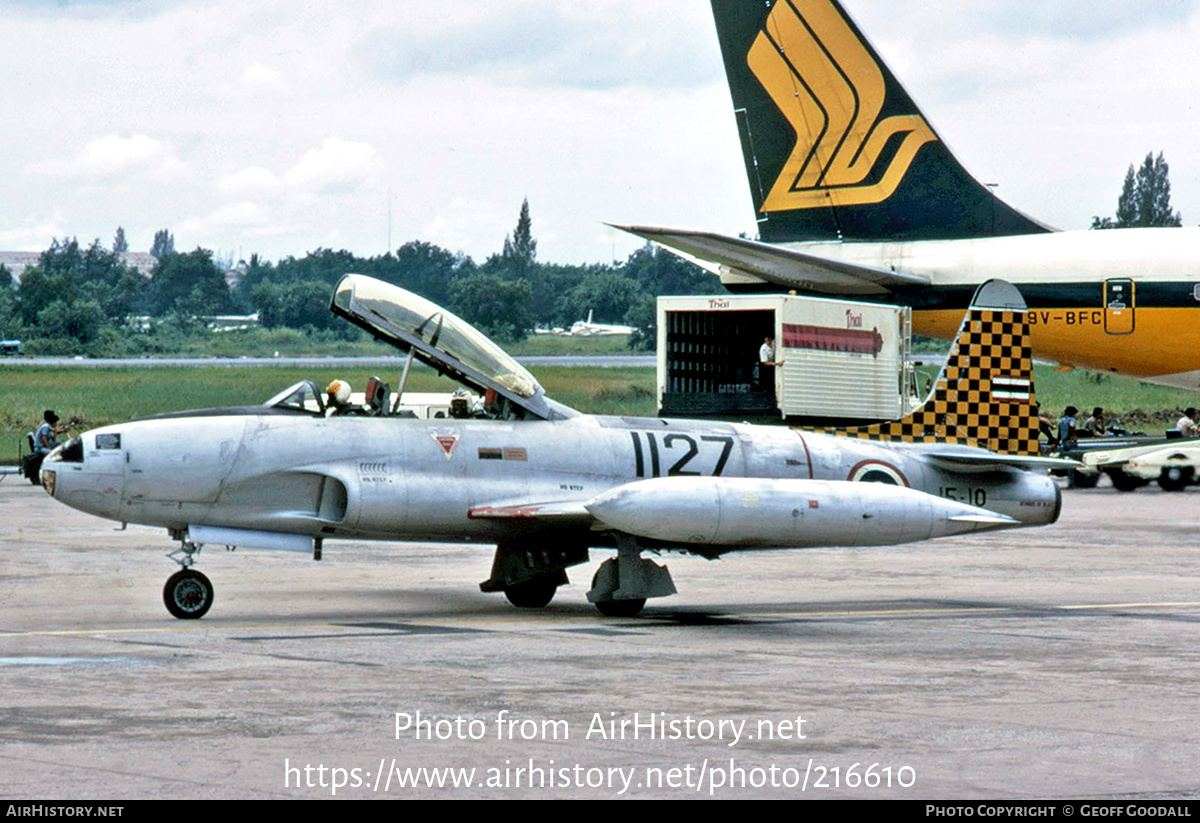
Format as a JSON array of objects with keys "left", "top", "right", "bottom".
[
  {"left": 480, "top": 539, "right": 589, "bottom": 610},
  {"left": 480, "top": 536, "right": 678, "bottom": 617},
  {"left": 502, "top": 576, "right": 559, "bottom": 609},
  {"left": 586, "top": 535, "right": 676, "bottom": 618},
  {"left": 162, "top": 536, "right": 213, "bottom": 619}
]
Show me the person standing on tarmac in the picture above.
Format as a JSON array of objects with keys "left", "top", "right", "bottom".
[
  {"left": 1057, "top": 406, "right": 1079, "bottom": 450},
  {"left": 757, "top": 336, "right": 783, "bottom": 392}
]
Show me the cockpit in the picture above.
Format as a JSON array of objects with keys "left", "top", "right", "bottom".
[
  {"left": 265, "top": 380, "right": 328, "bottom": 415},
  {"left": 263, "top": 378, "right": 498, "bottom": 420},
  {"left": 330, "top": 274, "right": 573, "bottom": 421}
]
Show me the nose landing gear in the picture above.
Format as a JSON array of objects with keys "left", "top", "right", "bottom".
[{"left": 163, "top": 536, "right": 213, "bottom": 619}]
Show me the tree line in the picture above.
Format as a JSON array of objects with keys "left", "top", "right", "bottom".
[
  {"left": 0, "top": 199, "right": 723, "bottom": 355},
  {"left": 1, "top": 152, "right": 1187, "bottom": 356}
]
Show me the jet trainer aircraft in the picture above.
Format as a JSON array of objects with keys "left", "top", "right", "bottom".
[
  {"left": 618, "top": 0, "right": 1200, "bottom": 389},
  {"left": 41, "top": 276, "right": 1064, "bottom": 619}
]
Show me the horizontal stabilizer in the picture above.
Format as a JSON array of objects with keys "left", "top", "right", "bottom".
[
  {"left": 924, "top": 451, "right": 1080, "bottom": 472},
  {"left": 611, "top": 224, "right": 928, "bottom": 295}
]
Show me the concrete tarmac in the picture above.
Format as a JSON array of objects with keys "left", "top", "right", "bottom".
[{"left": 2, "top": 479, "right": 1199, "bottom": 799}]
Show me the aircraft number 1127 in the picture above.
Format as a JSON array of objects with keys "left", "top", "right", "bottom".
[{"left": 630, "top": 432, "right": 734, "bottom": 478}]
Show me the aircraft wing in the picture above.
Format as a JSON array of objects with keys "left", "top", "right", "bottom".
[
  {"left": 924, "top": 451, "right": 1080, "bottom": 471},
  {"left": 468, "top": 500, "right": 593, "bottom": 525},
  {"left": 610, "top": 224, "right": 929, "bottom": 295}
]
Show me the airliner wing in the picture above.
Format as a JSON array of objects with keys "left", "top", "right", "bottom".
[{"left": 612, "top": 224, "right": 929, "bottom": 295}]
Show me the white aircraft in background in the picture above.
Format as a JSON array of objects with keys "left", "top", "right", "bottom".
[{"left": 567, "top": 310, "right": 636, "bottom": 336}]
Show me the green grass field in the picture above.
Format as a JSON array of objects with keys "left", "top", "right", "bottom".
[
  {"left": 3, "top": 361, "right": 1195, "bottom": 464},
  {"left": 22, "top": 327, "right": 638, "bottom": 359}
]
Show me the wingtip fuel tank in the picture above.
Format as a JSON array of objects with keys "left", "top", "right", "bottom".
[{"left": 586, "top": 476, "right": 1018, "bottom": 550}]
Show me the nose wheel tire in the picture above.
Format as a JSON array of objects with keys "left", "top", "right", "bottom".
[{"left": 163, "top": 569, "right": 214, "bottom": 620}]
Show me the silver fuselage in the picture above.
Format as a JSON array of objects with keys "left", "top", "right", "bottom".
[{"left": 44, "top": 410, "right": 1059, "bottom": 550}]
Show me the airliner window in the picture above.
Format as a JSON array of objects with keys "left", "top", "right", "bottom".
[{"left": 265, "top": 380, "right": 325, "bottom": 415}]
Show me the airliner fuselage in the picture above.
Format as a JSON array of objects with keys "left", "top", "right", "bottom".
[{"left": 774, "top": 227, "right": 1200, "bottom": 388}]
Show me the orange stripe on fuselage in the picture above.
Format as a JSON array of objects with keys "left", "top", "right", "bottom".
[{"left": 914, "top": 308, "right": 1200, "bottom": 379}]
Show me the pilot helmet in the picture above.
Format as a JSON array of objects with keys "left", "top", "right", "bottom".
[{"left": 326, "top": 379, "right": 352, "bottom": 405}]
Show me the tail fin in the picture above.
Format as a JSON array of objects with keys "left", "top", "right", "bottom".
[
  {"left": 710, "top": 0, "right": 1051, "bottom": 242},
  {"left": 825, "top": 280, "right": 1041, "bottom": 455}
]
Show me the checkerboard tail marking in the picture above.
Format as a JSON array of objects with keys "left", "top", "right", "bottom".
[{"left": 821, "top": 281, "right": 1039, "bottom": 455}]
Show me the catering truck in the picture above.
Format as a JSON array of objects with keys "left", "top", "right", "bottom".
[{"left": 657, "top": 294, "right": 917, "bottom": 426}]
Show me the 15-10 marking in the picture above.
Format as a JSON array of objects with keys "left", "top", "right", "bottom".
[{"left": 939, "top": 486, "right": 987, "bottom": 506}]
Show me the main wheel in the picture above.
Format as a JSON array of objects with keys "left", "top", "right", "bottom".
[
  {"left": 1158, "top": 465, "right": 1192, "bottom": 492},
  {"left": 595, "top": 598, "right": 646, "bottom": 618},
  {"left": 1071, "top": 471, "right": 1100, "bottom": 489},
  {"left": 1107, "top": 469, "right": 1143, "bottom": 492},
  {"left": 503, "top": 576, "right": 558, "bottom": 609},
  {"left": 163, "top": 569, "right": 214, "bottom": 620}
]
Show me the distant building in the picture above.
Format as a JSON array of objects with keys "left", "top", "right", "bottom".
[
  {"left": 0, "top": 251, "right": 157, "bottom": 283},
  {"left": 224, "top": 260, "right": 248, "bottom": 290},
  {"left": 0, "top": 252, "right": 41, "bottom": 281}
]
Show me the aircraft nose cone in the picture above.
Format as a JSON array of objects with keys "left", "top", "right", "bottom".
[
  {"left": 39, "top": 432, "right": 125, "bottom": 521},
  {"left": 38, "top": 446, "right": 63, "bottom": 496}
]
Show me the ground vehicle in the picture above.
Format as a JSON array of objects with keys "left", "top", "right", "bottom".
[
  {"left": 656, "top": 293, "right": 917, "bottom": 425},
  {"left": 1079, "top": 438, "right": 1200, "bottom": 491}
]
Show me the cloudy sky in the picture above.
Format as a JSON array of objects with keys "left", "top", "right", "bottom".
[{"left": 3, "top": 0, "right": 1199, "bottom": 266}]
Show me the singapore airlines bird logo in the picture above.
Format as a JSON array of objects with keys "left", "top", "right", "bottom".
[{"left": 748, "top": 0, "right": 936, "bottom": 212}]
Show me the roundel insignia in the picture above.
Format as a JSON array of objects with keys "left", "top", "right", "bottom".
[{"left": 848, "top": 460, "right": 908, "bottom": 487}]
